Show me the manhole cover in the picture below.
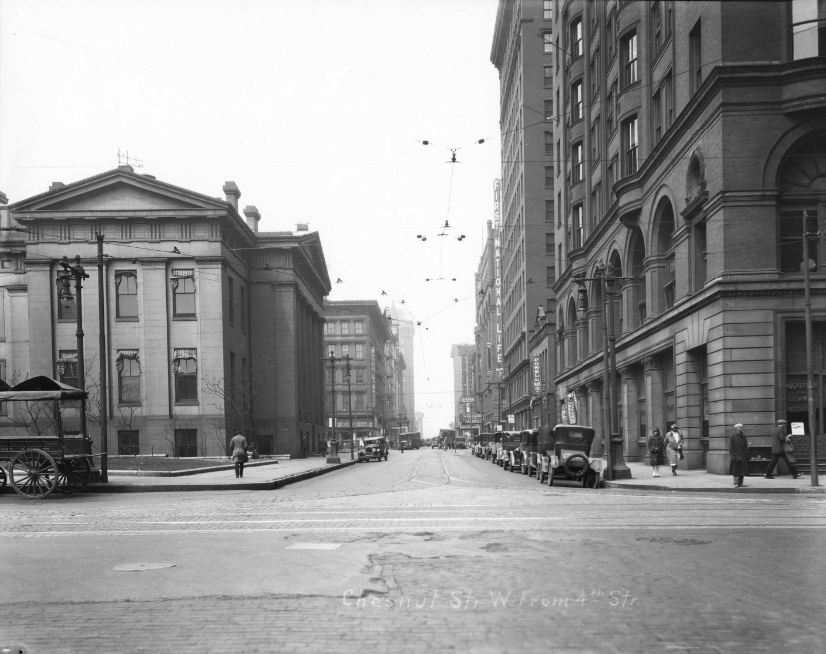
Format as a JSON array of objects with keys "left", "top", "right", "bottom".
[
  {"left": 113, "top": 562, "right": 177, "bottom": 571},
  {"left": 285, "top": 543, "right": 342, "bottom": 550}
]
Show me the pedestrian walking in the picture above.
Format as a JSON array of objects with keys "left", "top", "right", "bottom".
[
  {"left": 729, "top": 423, "right": 750, "bottom": 488},
  {"left": 764, "top": 419, "right": 801, "bottom": 479},
  {"left": 665, "top": 423, "right": 681, "bottom": 476},
  {"left": 647, "top": 428, "right": 665, "bottom": 477},
  {"left": 229, "top": 429, "right": 248, "bottom": 479}
]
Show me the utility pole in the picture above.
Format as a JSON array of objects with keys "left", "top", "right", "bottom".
[
  {"left": 802, "top": 211, "right": 819, "bottom": 486},
  {"left": 96, "top": 234, "right": 108, "bottom": 482}
]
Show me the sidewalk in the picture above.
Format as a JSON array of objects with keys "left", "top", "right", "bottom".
[
  {"left": 603, "top": 460, "right": 825, "bottom": 493},
  {"left": 86, "top": 454, "right": 358, "bottom": 493}
]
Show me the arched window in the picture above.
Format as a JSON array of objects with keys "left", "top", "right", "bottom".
[
  {"left": 655, "top": 198, "right": 677, "bottom": 309},
  {"left": 629, "top": 228, "right": 647, "bottom": 327},
  {"left": 567, "top": 298, "right": 579, "bottom": 365},
  {"left": 778, "top": 134, "right": 826, "bottom": 273}
]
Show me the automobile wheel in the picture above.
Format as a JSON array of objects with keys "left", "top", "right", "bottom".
[
  {"left": 563, "top": 454, "right": 590, "bottom": 479},
  {"left": 547, "top": 468, "right": 554, "bottom": 486}
]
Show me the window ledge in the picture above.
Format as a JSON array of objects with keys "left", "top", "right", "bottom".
[
  {"left": 173, "top": 315, "right": 197, "bottom": 321},
  {"left": 174, "top": 400, "right": 199, "bottom": 406},
  {"left": 116, "top": 316, "right": 139, "bottom": 322}
]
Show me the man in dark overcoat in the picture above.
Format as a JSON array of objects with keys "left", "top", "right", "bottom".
[{"left": 729, "top": 423, "right": 750, "bottom": 488}]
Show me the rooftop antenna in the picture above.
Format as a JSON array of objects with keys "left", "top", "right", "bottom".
[{"left": 117, "top": 149, "right": 143, "bottom": 168}]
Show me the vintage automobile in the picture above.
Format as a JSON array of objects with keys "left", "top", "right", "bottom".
[
  {"left": 544, "top": 424, "right": 602, "bottom": 488},
  {"left": 499, "top": 431, "right": 522, "bottom": 470},
  {"left": 535, "top": 427, "right": 555, "bottom": 483},
  {"left": 358, "top": 436, "right": 388, "bottom": 462},
  {"left": 517, "top": 429, "right": 538, "bottom": 475}
]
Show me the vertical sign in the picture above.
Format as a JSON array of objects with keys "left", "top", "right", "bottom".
[
  {"left": 533, "top": 356, "right": 542, "bottom": 396},
  {"left": 493, "top": 179, "right": 504, "bottom": 378},
  {"left": 370, "top": 345, "right": 376, "bottom": 410}
]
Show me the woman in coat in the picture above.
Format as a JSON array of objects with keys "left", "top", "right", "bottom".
[
  {"left": 664, "top": 425, "right": 681, "bottom": 476},
  {"left": 647, "top": 428, "right": 665, "bottom": 477},
  {"left": 229, "top": 429, "right": 248, "bottom": 479},
  {"left": 729, "top": 423, "right": 750, "bottom": 488}
]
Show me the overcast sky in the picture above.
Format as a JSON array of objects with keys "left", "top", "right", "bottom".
[{"left": 0, "top": 0, "right": 502, "bottom": 435}]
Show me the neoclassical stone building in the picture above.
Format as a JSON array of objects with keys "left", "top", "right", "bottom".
[
  {"left": 550, "top": 0, "right": 826, "bottom": 474},
  {"left": 1, "top": 166, "right": 331, "bottom": 458}
]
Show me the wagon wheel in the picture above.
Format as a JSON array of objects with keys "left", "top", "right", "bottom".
[
  {"left": 9, "top": 449, "right": 59, "bottom": 499},
  {"left": 58, "top": 456, "right": 92, "bottom": 491},
  {"left": 0, "top": 464, "right": 6, "bottom": 491}
]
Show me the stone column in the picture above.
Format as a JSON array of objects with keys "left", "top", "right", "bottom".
[
  {"left": 587, "top": 380, "right": 605, "bottom": 457},
  {"left": 619, "top": 365, "right": 639, "bottom": 461},
  {"left": 643, "top": 356, "right": 664, "bottom": 435}
]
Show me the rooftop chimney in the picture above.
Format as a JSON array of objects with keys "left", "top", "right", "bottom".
[
  {"left": 49, "top": 182, "right": 65, "bottom": 191},
  {"left": 223, "top": 181, "right": 241, "bottom": 210},
  {"left": 243, "top": 205, "right": 261, "bottom": 232}
]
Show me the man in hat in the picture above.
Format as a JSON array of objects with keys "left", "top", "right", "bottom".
[
  {"left": 729, "top": 423, "right": 749, "bottom": 488},
  {"left": 764, "top": 419, "right": 801, "bottom": 479}
]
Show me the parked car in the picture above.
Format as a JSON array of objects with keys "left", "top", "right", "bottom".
[
  {"left": 517, "top": 429, "right": 538, "bottom": 475},
  {"left": 358, "top": 436, "right": 388, "bottom": 462},
  {"left": 545, "top": 424, "right": 602, "bottom": 488},
  {"left": 499, "top": 431, "right": 521, "bottom": 470}
]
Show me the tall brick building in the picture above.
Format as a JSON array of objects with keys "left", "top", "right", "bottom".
[
  {"left": 547, "top": 0, "right": 826, "bottom": 474},
  {"left": 1, "top": 166, "right": 331, "bottom": 458}
]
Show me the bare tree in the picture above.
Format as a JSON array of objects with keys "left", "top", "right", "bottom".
[
  {"left": 160, "top": 423, "right": 177, "bottom": 458},
  {"left": 4, "top": 369, "right": 57, "bottom": 436},
  {"left": 114, "top": 383, "right": 142, "bottom": 456},
  {"left": 208, "top": 419, "right": 229, "bottom": 460},
  {"left": 202, "top": 368, "right": 263, "bottom": 443}
]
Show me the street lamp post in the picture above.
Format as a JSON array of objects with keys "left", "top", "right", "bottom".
[
  {"left": 343, "top": 354, "right": 354, "bottom": 460},
  {"left": 324, "top": 352, "right": 340, "bottom": 463},
  {"left": 57, "top": 256, "right": 89, "bottom": 440},
  {"left": 802, "top": 211, "right": 819, "bottom": 486},
  {"left": 575, "top": 262, "right": 632, "bottom": 480}
]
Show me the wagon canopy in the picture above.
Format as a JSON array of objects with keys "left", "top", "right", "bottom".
[{"left": 0, "top": 375, "right": 87, "bottom": 401}]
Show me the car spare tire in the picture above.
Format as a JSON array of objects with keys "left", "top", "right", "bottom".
[{"left": 562, "top": 453, "right": 590, "bottom": 478}]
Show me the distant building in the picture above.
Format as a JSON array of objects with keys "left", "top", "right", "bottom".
[
  {"left": 451, "top": 343, "right": 477, "bottom": 440},
  {"left": 1, "top": 166, "right": 331, "bottom": 458},
  {"left": 491, "top": 0, "right": 557, "bottom": 431},
  {"left": 389, "top": 303, "right": 416, "bottom": 431},
  {"left": 322, "top": 300, "right": 397, "bottom": 445}
]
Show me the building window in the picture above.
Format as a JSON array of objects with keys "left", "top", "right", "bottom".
[
  {"left": 572, "top": 141, "right": 584, "bottom": 184},
  {"left": 341, "top": 322, "right": 350, "bottom": 335},
  {"left": 663, "top": 71, "right": 674, "bottom": 130},
  {"left": 341, "top": 344, "right": 350, "bottom": 358},
  {"left": 545, "top": 131, "right": 554, "bottom": 154},
  {"left": 572, "top": 80, "right": 583, "bottom": 122},
  {"left": 115, "top": 271, "right": 138, "bottom": 319},
  {"left": 689, "top": 21, "right": 702, "bottom": 94},
  {"left": 544, "top": 99, "right": 554, "bottom": 122},
  {"left": 57, "top": 350, "right": 78, "bottom": 388},
  {"left": 780, "top": 210, "right": 820, "bottom": 273},
  {"left": 116, "top": 350, "right": 141, "bottom": 404},
  {"left": 571, "top": 18, "right": 583, "bottom": 58},
  {"left": 543, "top": 0, "right": 552, "bottom": 21},
  {"left": 651, "top": 1, "right": 662, "bottom": 53},
  {"left": 608, "top": 155, "right": 618, "bottom": 201},
  {"left": 652, "top": 87, "right": 663, "bottom": 143},
  {"left": 118, "top": 430, "right": 140, "bottom": 455},
  {"left": 355, "top": 343, "right": 364, "bottom": 359},
  {"left": 173, "top": 349, "right": 198, "bottom": 402},
  {"left": 354, "top": 321, "right": 364, "bottom": 334},
  {"left": 622, "top": 31, "right": 638, "bottom": 87},
  {"left": 607, "top": 12, "right": 615, "bottom": 59},
  {"left": 544, "top": 65, "right": 553, "bottom": 87},
  {"left": 57, "top": 282, "right": 77, "bottom": 320},
  {"left": 573, "top": 204, "right": 584, "bottom": 249},
  {"left": 547, "top": 265, "right": 555, "bottom": 286},
  {"left": 240, "top": 286, "right": 247, "bottom": 332},
  {"left": 589, "top": 52, "right": 599, "bottom": 97},
  {"left": 546, "top": 232, "right": 554, "bottom": 255},
  {"left": 171, "top": 270, "right": 196, "bottom": 317},
  {"left": 543, "top": 31, "right": 553, "bottom": 54},
  {"left": 228, "top": 277, "right": 235, "bottom": 326},
  {"left": 622, "top": 116, "right": 639, "bottom": 176},
  {"left": 355, "top": 392, "right": 366, "bottom": 411},
  {"left": 590, "top": 121, "right": 600, "bottom": 167},
  {"left": 545, "top": 166, "right": 554, "bottom": 188},
  {"left": 174, "top": 429, "right": 198, "bottom": 457},
  {"left": 546, "top": 200, "right": 554, "bottom": 223},
  {"left": 355, "top": 368, "right": 364, "bottom": 383},
  {"left": 792, "top": 0, "right": 826, "bottom": 59}
]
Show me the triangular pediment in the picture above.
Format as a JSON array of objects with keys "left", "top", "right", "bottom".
[{"left": 10, "top": 168, "right": 229, "bottom": 214}]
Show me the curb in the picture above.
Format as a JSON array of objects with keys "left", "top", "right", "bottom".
[
  {"left": 602, "top": 481, "right": 826, "bottom": 494},
  {"left": 83, "top": 460, "right": 358, "bottom": 493},
  {"left": 106, "top": 458, "right": 283, "bottom": 478}
]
